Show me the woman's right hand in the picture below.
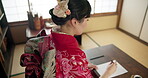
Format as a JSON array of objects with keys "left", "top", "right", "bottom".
[{"left": 100, "top": 61, "right": 117, "bottom": 78}]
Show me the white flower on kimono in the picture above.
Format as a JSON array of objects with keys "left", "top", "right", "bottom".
[{"left": 61, "top": 58, "right": 72, "bottom": 74}]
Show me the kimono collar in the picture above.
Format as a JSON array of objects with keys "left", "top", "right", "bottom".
[
  {"left": 51, "top": 27, "right": 79, "bottom": 50},
  {"left": 52, "top": 26, "right": 71, "bottom": 35}
]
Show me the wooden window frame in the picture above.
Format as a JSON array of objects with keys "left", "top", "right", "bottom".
[{"left": 90, "top": 0, "right": 123, "bottom": 17}]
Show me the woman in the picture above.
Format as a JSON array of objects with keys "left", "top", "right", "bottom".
[{"left": 49, "top": 0, "right": 117, "bottom": 78}]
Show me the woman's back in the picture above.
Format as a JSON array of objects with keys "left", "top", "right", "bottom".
[{"left": 51, "top": 29, "right": 92, "bottom": 78}]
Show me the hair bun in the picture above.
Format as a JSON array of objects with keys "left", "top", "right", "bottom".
[
  {"left": 49, "top": 9, "right": 70, "bottom": 25},
  {"left": 49, "top": 0, "right": 91, "bottom": 26}
]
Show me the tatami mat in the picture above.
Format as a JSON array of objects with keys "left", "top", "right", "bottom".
[
  {"left": 11, "top": 44, "right": 25, "bottom": 75},
  {"left": 11, "top": 74, "right": 25, "bottom": 78},
  {"left": 86, "top": 29, "right": 148, "bottom": 68},
  {"left": 80, "top": 34, "right": 98, "bottom": 50}
]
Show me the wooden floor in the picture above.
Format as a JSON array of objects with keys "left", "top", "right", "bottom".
[{"left": 10, "top": 29, "right": 148, "bottom": 78}]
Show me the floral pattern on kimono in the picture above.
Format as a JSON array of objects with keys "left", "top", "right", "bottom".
[{"left": 51, "top": 31, "right": 92, "bottom": 78}]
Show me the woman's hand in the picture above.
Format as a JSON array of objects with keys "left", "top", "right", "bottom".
[
  {"left": 100, "top": 61, "right": 117, "bottom": 78},
  {"left": 88, "top": 63, "right": 98, "bottom": 70}
]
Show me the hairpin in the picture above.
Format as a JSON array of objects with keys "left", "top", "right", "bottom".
[{"left": 53, "top": 0, "right": 71, "bottom": 18}]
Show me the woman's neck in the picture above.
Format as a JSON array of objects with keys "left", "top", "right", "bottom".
[{"left": 61, "top": 24, "right": 75, "bottom": 36}]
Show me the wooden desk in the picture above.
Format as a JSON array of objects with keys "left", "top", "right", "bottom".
[{"left": 84, "top": 44, "right": 148, "bottom": 78}]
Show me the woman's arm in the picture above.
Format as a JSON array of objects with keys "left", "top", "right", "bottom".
[
  {"left": 100, "top": 61, "right": 117, "bottom": 78},
  {"left": 88, "top": 63, "right": 98, "bottom": 70},
  {"left": 88, "top": 61, "right": 117, "bottom": 78}
]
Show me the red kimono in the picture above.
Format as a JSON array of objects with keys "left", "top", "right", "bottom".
[
  {"left": 20, "top": 28, "right": 92, "bottom": 78},
  {"left": 52, "top": 30, "right": 92, "bottom": 78}
]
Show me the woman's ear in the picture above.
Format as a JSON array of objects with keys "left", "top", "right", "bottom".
[{"left": 70, "top": 18, "right": 79, "bottom": 28}]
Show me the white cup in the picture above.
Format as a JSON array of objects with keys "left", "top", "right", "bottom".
[{"left": 131, "top": 75, "right": 142, "bottom": 78}]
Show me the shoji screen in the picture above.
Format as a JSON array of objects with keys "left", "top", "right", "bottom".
[
  {"left": 119, "top": 0, "right": 148, "bottom": 37},
  {"left": 140, "top": 8, "right": 148, "bottom": 42}
]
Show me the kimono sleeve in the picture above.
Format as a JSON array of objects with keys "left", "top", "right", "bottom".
[
  {"left": 20, "top": 37, "right": 44, "bottom": 78},
  {"left": 57, "top": 49, "right": 92, "bottom": 78}
]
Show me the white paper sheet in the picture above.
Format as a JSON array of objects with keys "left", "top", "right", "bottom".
[{"left": 96, "top": 60, "right": 128, "bottom": 78}]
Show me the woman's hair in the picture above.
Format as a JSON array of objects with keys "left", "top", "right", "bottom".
[{"left": 49, "top": 0, "right": 91, "bottom": 25}]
